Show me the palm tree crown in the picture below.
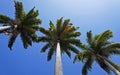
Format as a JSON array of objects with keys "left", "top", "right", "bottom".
[
  {"left": 39, "top": 17, "right": 81, "bottom": 61},
  {"left": 0, "top": 1, "right": 41, "bottom": 50},
  {"left": 74, "top": 30, "right": 120, "bottom": 75}
]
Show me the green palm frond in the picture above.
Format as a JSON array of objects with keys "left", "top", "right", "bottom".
[
  {"left": 82, "top": 57, "right": 94, "bottom": 75},
  {"left": 14, "top": 0, "right": 25, "bottom": 20},
  {"left": 38, "top": 36, "right": 51, "bottom": 42},
  {"left": 39, "top": 27, "right": 50, "bottom": 36},
  {"left": 56, "top": 17, "right": 63, "bottom": 34},
  {"left": 87, "top": 30, "right": 93, "bottom": 45},
  {"left": 73, "top": 51, "right": 93, "bottom": 63},
  {"left": 64, "top": 49, "right": 71, "bottom": 58},
  {"left": 49, "top": 20, "right": 56, "bottom": 31},
  {"left": 67, "top": 44, "right": 79, "bottom": 54},
  {"left": 20, "top": 31, "right": 32, "bottom": 49},
  {"left": 41, "top": 43, "right": 50, "bottom": 52},
  {"left": 47, "top": 47, "right": 55, "bottom": 61},
  {"left": 0, "top": 14, "right": 13, "bottom": 25},
  {"left": 103, "top": 43, "right": 120, "bottom": 50},
  {"left": 96, "top": 30, "right": 113, "bottom": 47},
  {"left": 22, "top": 7, "right": 41, "bottom": 25},
  {"left": 8, "top": 30, "right": 19, "bottom": 50},
  {"left": 61, "top": 38, "right": 81, "bottom": 47}
]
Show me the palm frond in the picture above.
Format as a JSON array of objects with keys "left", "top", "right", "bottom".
[
  {"left": 87, "top": 30, "right": 93, "bottom": 45},
  {"left": 38, "top": 36, "right": 51, "bottom": 42},
  {"left": 14, "top": 0, "right": 25, "bottom": 20},
  {"left": 64, "top": 49, "right": 71, "bottom": 58},
  {"left": 39, "top": 27, "right": 50, "bottom": 36},
  {"left": 96, "top": 30, "right": 113, "bottom": 47},
  {"left": 62, "top": 38, "right": 81, "bottom": 48},
  {"left": 8, "top": 30, "right": 19, "bottom": 50},
  {"left": 47, "top": 47, "right": 55, "bottom": 61},
  {"left": 41, "top": 43, "right": 50, "bottom": 52},
  {"left": 56, "top": 17, "right": 63, "bottom": 34},
  {"left": 67, "top": 44, "right": 79, "bottom": 54},
  {"left": 82, "top": 57, "right": 94, "bottom": 75},
  {"left": 0, "top": 14, "right": 13, "bottom": 25},
  {"left": 20, "top": 32, "right": 32, "bottom": 49},
  {"left": 49, "top": 20, "right": 55, "bottom": 31}
]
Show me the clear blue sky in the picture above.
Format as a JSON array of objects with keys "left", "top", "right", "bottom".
[{"left": 0, "top": 0, "right": 120, "bottom": 75}]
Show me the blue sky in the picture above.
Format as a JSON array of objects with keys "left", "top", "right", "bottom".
[{"left": 0, "top": 0, "right": 120, "bottom": 75}]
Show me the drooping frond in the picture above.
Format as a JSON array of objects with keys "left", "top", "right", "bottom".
[
  {"left": 82, "top": 57, "right": 94, "bottom": 75},
  {"left": 41, "top": 43, "right": 50, "bottom": 52},
  {"left": 20, "top": 31, "right": 32, "bottom": 49},
  {"left": 73, "top": 50, "right": 93, "bottom": 63},
  {"left": 0, "top": 14, "right": 13, "bottom": 25},
  {"left": 61, "top": 38, "right": 81, "bottom": 47},
  {"left": 47, "top": 47, "right": 55, "bottom": 61},
  {"left": 8, "top": 30, "right": 19, "bottom": 50},
  {"left": 67, "top": 44, "right": 79, "bottom": 54},
  {"left": 102, "top": 43, "right": 120, "bottom": 55},
  {"left": 38, "top": 36, "right": 51, "bottom": 42},
  {"left": 39, "top": 27, "right": 50, "bottom": 36},
  {"left": 64, "top": 49, "right": 71, "bottom": 58}
]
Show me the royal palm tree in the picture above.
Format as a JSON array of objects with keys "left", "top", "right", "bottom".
[
  {"left": 74, "top": 30, "right": 120, "bottom": 75},
  {"left": 39, "top": 17, "right": 81, "bottom": 75},
  {"left": 0, "top": 1, "right": 41, "bottom": 50}
]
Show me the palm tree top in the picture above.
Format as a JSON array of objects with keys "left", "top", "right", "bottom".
[
  {"left": 74, "top": 30, "right": 120, "bottom": 75},
  {"left": 0, "top": 0, "right": 41, "bottom": 50},
  {"left": 39, "top": 17, "right": 81, "bottom": 61}
]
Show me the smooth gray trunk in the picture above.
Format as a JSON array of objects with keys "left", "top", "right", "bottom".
[
  {"left": 0, "top": 26, "right": 11, "bottom": 31},
  {"left": 98, "top": 55, "right": 120, "bottom": 75},
  {"left": 54, "top": 42, "right": 63, "bottom": 75},
  {"left": 104, "top": 59, "right": 120, "bottom": 75}
]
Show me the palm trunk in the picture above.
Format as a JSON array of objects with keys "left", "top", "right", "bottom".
[
  {"left": 54, "top": 42, "right": 63, "bottom": 75},
  {"left": 104, "top": 59, "right": 120, "bottom": 75},
  {"left": 0, "top": 26, "right": 11, "bottom": 31},
  {"left": 98, "top": 55, "right": 120, "bottom": 75}
]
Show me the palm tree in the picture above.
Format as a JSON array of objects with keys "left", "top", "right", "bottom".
[
  {"left": 74, "top": 30, "right": 120, "bottom": 75},
  {"left": 0, "top": 0, "right": 41, "bottom": 50},
  {"left": 39, "top": 17, "right": 81, "bottom": 75}
]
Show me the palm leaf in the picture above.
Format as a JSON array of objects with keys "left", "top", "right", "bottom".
[
  {"left": 0, "top": 14, "right": 13, "bottom": 25},
  {"left": 14, "top": 0, "right": 25, "bottom": 20},
  {"left": 8, "top": 30, "right": 19, "bottom": 50},
  {"left": 41, "top": 43, "right": 50, "bottom": 52},
  {"left": 96, "top": 30, "right": 113, "bottom": 47},
  {"left": 82, "top": 57, "right": 94, "bottom": 75},
  {"left": 47, "top": 47, "right": 55, "bottom": 61}
]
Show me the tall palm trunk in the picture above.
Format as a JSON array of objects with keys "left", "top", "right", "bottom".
[
  {"left": 0, "top": 26, "right": 11, "bottom": 31},
  {"left": 54, "top": 42, "right": 63, "bottom": 75},
  {"left": 104, "top": 59, "right": 120, "bottom": 75},
  {"left": 98, "top": 55, "right": 120, "bottom": 75}
]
